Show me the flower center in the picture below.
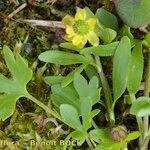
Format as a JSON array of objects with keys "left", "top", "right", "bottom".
[{"left": 73, "top": 20, "right": 89, "bottom": 35}]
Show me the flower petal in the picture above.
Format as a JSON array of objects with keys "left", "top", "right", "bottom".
[
  {"left": 66, "top": 26, "right": 75, "bottom": 38},
  {"left": 72, "top": 35, "right": 83, "bottom": 47},
  {"left": 88, "top": 18, "right": 96, "bottom": 28},
  {"left": 75, "top": 8, "right": 86, "bottom": 21},
  {"left": 64, "top": 35, "right": 73, "bottom": 41},
  {"left": 77, "top": 37, "right": 87, "bottom": 48},
  {"left": 87, "top": 31, "right": 99, "bottom": 46},
  {"left": 62, "top": 15, "right": 75, "bottom": 26}
]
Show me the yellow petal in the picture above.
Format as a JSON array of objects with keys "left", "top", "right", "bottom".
[
  {"left": 87, "top": 31, "right": 99, "bottom": 46},
  {"left": 75, "top": 8, "right": 86, "bottom": 21},
  {"left": 72, "top": 35, "right": 83, "bottom": 46},
  {"left": 66, "top": 26, "right": 75, "bottom": 37},
  {"left": 64, "top": 35, "right": 73, "bottom": 41},
  {"left": 77, "top": 37, "right": 87, "bottom": 48},
  {"left": 88, "top": 18, "right": 96, "bottom": 28},
  {"left": 62, "top": 15, "right": 75, "bottom": 26}
]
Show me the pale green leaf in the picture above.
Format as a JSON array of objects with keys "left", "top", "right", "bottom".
[
  {"left": 51, "top": 84, "right": 80, "bottom": 111},
  {"left": 89, "top": 128, "right": 110, "bottom": 142},
  {"left": 81, "top": 97, "right": 92, "bottom": 130},
  {"left": 127, "top": 42, "right": 143, "bottom": 93},
  {"left": 80, "top": 42, "right": 119, "bottom": 56},
  {"left": 96, "top": 8, "right": 118, "bottom": 31},
  {"left": 113, "top": 0, "right": 150, "bottom": 28},
  {"left": 144, "top": 33, "right": 150, "bottom": 47},
  {"left": 38, "top": 50, "right": 93, "bottom": 65},
  {"left": 113, "top": 36, "right": 131, "bottom": 101},
  {"left": 90, "top": 109, "right": 101, "bottom": 118},
  {"left": 0, "top": 94, "right": 20, "bottom": 121},
  {"left": 3, "top": 45, "right": 32, "bottom": 85},
  {"left": 60, "top": 104, "right": 82, "bottom": 130},
  {"left": 61, "top": 64, "right": 87, "bottom": 87},
  {"left": 130, "top": 97, "right": 150, "bottom": 117},
  {"left": 126, "top": 131, "right": 140, "bottom": 141},
  {"left": 73, "top": 74, "right": 88, "bottom": 99},
  {"left": 0, "top": 45, "right": 32, "bottom": 120},
  {"left": 71, "top": 130, "right": 86, "bottom": 142},
  {"left": 44, "top": 76, "right": 64, "bottom": 86},
  {"left": 85, "top": 65, "right": 99, "bottom": 80},
  {"left": 59, "top": 42, "right": 81, "bottom": 52},
  {"left": 89, "top": 76, "right": 100, "bottom": 104},
  {"left": 99, "top": 28, "right": 117, "bottom": 44}
]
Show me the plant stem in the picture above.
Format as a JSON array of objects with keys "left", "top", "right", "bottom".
[
  {"left": 129, "top": 93, "right": 144, "bottom": 147},
  {"left": 141, "top": 49, "right": 150, "bottom": 150},
  {"left": 86, "top": 137, "right": 94, "bottom": 149},
  {"left": 26, "top": 93, "right": 62, "bottom": 121},
  {"left": 92, "top": 120, "right": 98, "bottom": 129},
  {"left": 94, "top": 55, "right": 115, "bottom": 126}
]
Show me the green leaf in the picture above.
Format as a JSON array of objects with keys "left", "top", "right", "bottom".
[
  {"left": 85, "top": 65, "right": 99, "bottom": 80},
  {"left": 60, "top": 104, "right": 82, "bottom": 130},
  {"left": 95, "top": 142, "right": 113, "bottom": 150},
  {"left": 0, "top": 94, "right": 20, "bottom": 121},
  {"left": 0, "top": 45, "right": 32, "bottom": 120},
  {"left": 61, "top": 64, "right": 87, "bottom": 87},
  {"left": 96, "top": 8, "right": 118, "bottom": 31},
  {"left": 3, "top": 45, "right": 32, "bottom": 86},
  {"left": 113, "top": 0, "right": 150, "bottom": 28},
  {"left": 99, "top": 28, "right": 117, "bottom": 44},
  {"left": 80, "top": 42, "right": 119, "bottom": 56},
  {"left": 44, "top": 76, "right": 64, "bottom": 86},
  {"left": 89, "top": 128, "right": 110, "bottom": 142},
  {"left": 71, "top": 131, "right": 86, "bottom": 143},
  {"left": 130, "top": 97, "right": 150, "bottom": 117},
  {"left": 38, "top": 50, "right": 93, "bottom": 65},
  {"left": 113, "top": 36, "right": 131, "bottom": 101},
  {"left": 90, "top": 109, "right": 101, "bottom": 118},
  {"left": 73, "top": 74, "right": 88, "bottom": 99},
  {"left": 127, "top": 42, "right": 143, "bottom": 93},
  {"left": 121, "top": 25, "right": 135, "bottom": 47},
  {"left": 59, "top": 42, "right": 81, "bottom": 52},
  {"left": 81, "top": 97, "right": 92, "bottom": 130},
  {"left": 126, "top": 131, "right": 140, "bottom": 141},
  {"left": 121, "top": 25, "right": 134, "bottom": 40},
  {"left": 51, "top": 84, "right": 80, "bottom": 112},
  {"left": 111, "top": 143, "right": 122, "bottom": 150},
  {"left": 73, "top": 74, "right": 100, "bottom": 104},
  {"left": 144, "top": 33, "right": 150, "bottom": 47},
  {"left": 88, "top": 76, "right": 100, "bottom": 104},
  {"left": 85, "top": 7, "right": 96, "bottom": 19}
]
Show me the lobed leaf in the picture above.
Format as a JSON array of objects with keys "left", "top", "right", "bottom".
[
  {"left": 0, "top": 45, "right": 32, "bottom": 120},
  {"left": 60, "top": 104, "right": 82, "bottom": 130},
  {"left": 0, "top": 94, "right": 20, "bottom": 121}
]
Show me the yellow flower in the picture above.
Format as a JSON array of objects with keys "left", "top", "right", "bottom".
[{"left": 62, "top": 8, "right": 99, "bottom": 48}]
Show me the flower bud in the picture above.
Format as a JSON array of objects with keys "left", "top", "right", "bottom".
[{"left": 110, "top": 125, "right": 127, "bottom": 141}]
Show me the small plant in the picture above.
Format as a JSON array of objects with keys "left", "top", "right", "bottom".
[{"left": 1, "top": 3, "right": 150, "bottom": 150}]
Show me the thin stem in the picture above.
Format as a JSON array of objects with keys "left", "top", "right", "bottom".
[
  {"left": 141, "top": 136, "right": 150, "bottom": 150},
  {"left": 129, "top": 93, "right": 144, "bottom": 147},
  {"left": 94, "top": 55, "right": 115, "bottom": 126},
  {"left": 26, "top": 93, "right": 62, "bottom": 121},
  {"left": 141, "top": 49, "right": 150, "bottom": 150},
  {"left": 92, "top": 120, "right": 98, "bottom": 129},
  {"left": 86, "top": 137, "right": 94, "bottom": 149}
]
